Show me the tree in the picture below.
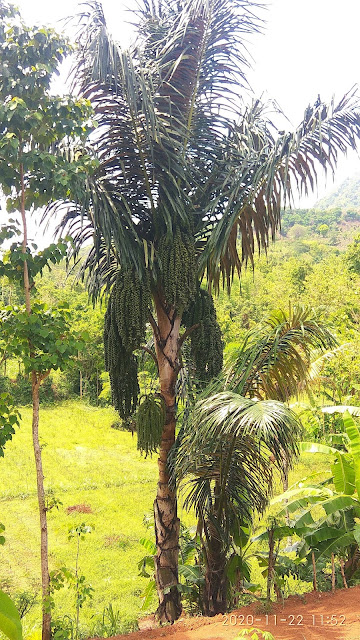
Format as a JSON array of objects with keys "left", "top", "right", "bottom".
[
  {"left": 173, "top": 305, "right": 335, "bottom": 614},
  {"left": 49, "top": 0, "right": 360, "bottom": 622},
  {"left": 0, "top": 5, "right": 93, "bottom": 639}
]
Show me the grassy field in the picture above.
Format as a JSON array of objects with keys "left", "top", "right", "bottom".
[
  {"left": 0, "top": 401, "right": 161, "bottom": 637},
  {"left": 0, "top": 401, "right": 330, "bottom": 639}
]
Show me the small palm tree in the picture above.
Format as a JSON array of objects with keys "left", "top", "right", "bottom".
[
  {"left": 49, "top": 0, "right": 360, "bottom": 621},
  {"left": 173, "top": 306, "right": 336, "bottom": 614}
]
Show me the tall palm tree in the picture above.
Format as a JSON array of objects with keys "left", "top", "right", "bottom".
[
  {"left": 49, "top": 0, "right": 360, "bottom": 622},
  {"left": 173, "top": 306, "right": 336, "bottom": 615}
]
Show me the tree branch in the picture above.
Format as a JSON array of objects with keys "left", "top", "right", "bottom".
[
  {"left": 140, "top": 346, "right": 159, "bottom": 373},
  {"left": 149, "top": 311, "right": 160, "bottom": 342},
  {"left": 179, "top": 323, "right": 200, "bottom": 348}
]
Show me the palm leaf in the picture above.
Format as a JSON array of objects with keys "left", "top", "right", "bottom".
[
  {"left": 226, "top": 305, "right": 336, "bottom": 401},
  {"left": 173, "top": 390, "right": 302, "bottom": 549},
  {"left": 343, "top": 411, "right": 360, "bottom": 497}
]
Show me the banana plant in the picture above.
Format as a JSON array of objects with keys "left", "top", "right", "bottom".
[{"left": 273, "top": 411, "right": 360, "bottom": 578}]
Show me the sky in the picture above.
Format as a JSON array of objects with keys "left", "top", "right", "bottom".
[{"left": 3, "top": 0, "right": 360, "bottom": 243}]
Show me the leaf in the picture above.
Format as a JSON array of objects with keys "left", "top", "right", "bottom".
[
  {"left": 304, "top": 525, "right": 345, "bottom": 547},
  {"left": 300, "top": 441, "right": 339, "bottom": 455},
  {"left": 139, "top": 537, "right": 156, "bottom": 555},
  {"left": 343, "top": 412, "right": 360, "bottom": 497},
  {"left": 140, "top": 580, "right": 156, "bottom": 611},
  {"left": 314, "top": 533, "right": 355, "bottom": 563},
  {"left": 321, "top": 494, "right": 359, "bottom": 516},
  {"left": 0, "top": 590, "right": 22, "bottom": 640},
  {"left": 178, "top": 564, "right": 202, "bottom": 584},
  {"left": 252, "top": 526, "right": 294, "bottom": 543},
  {"left": 331, "top": 452, "right": 355, "bottom": 495},
  {"left": 322, "top": 405, "right": 360, "bottom": 416}
]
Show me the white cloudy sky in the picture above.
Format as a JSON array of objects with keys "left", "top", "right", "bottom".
[{"left": 3, "top": 0, "right": 360, "bottom": 242}]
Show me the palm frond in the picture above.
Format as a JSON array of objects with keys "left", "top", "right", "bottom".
[
  {"left": 172, "top": 390, "right": 301, "bottom": 545},
  {"left": 226, "top": 305, "right": 337, "bottom": 401},
  {"left": 200, "top": 92, "right": 360, "bottom": 291}
]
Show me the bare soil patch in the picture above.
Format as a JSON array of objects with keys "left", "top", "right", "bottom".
[{"left": 117, "top": 587, "right": 360, "bottom": 640}]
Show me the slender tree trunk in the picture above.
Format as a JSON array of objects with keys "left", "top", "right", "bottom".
[
  {"left": 340, "top": 558, "right": 348, "bottom": 588},
  {"left": 20, "top": 163, "right": 51, "bottom": 640},
  {"left": 152, "top": 296, "right": 182, "bottom": 623},
  {"left": 312, "top": 551, "right": 317, "bottom": 591},
  {"left": 266, "top": 526, "right": 275, "bottom": 603},
  {"left": 331, "top": 553, "right": 336, "bottom": 592},
  {"left": 32, "top": 375, "right": 51, "bottom": 640}
]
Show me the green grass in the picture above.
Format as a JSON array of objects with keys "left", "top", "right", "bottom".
[
  {"left": 0, "top": 401, "right": 332, "bottom": 638},
  {"left": 0, "top": 401, "right": 162, "bottom": 638}
]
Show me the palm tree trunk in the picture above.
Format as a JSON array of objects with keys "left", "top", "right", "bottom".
[
  {"left": 152, "top": 296, "right": 182, "bottom": 623},
  {"left": 203, "top": 533, "right": 227, "bottom": 616}
]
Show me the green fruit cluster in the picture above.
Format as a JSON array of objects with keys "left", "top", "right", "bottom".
[
  {"left": 158, "top": 228, "right": 197, "bottom": 311},
  {"left": 104, "top": 268, "right": 151, "bottom": 419},
  {"left": 136, "top": 394, "right": 166, "bottom": 456},
  {"left": 182, "top": 288, "right": 223, "bottom": 381}
]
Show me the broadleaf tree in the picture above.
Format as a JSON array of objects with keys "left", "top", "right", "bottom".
[
  {"left": 0, "top": 4, "right": 95, "bottom": 639},
  {"left": 48, "top": 0, "right": 360, "bottom": 622}
]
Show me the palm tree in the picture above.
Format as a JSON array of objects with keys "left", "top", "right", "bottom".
[
  {"left": 49, "top": 0, "right": 360, "bottom": 622},
  {"left": 172, "top": 306, "right": 336, "bottom": 614}
]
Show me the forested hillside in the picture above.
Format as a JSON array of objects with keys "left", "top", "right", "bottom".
[
  {"left": 315, "top": 172, "right": 360, "bottom": 210},
  {"left": 2, "top": 198, "right": 360, "bottom": 408}
]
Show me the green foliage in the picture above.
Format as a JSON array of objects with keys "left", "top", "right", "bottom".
[
  {"left": 226, "top": 305, "right": 336, "bottom": 401},
  {"left": 271, "top": 414, "right": 360, "bottom": 580},
  {"left": 0, "top": 393, "right": 20, "bottom": 456},
  {"left": 136, "top": 395, "right": 165, "bottom": 456},
  {"left": 281, "top": 207, "right": 342, "bottom": 236},
  {"left": 0, "top": 303, "right": 85, "bottom": 375},
  {"left": 315, "top": 173, "right": 360, "bottom": 210},
  {"left": 89, "top": 603, "right": 124, "bottom": 638},
  {"left": 0, "top": 237, "right": 69, "bottom": 287},
  {"left": 0, "top": 590, "right": 22, "bottom": 640},
  {"left": 0, "top": 401, "right": 157, "bottom": 630},
  {"left": 345, "top": 233, "right": 360, "bottom": 274},
  {"left": 182, "top": 288, "right": 223, "bottom": 381}
]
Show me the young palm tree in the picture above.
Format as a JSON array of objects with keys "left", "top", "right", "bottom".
[
  {"left": 173, "top": 306, "right": 336, "bottom": 615},
  {"left": 50, "top": 0, "right": 360, "bottom": 622}
]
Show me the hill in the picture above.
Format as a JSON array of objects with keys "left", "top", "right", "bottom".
[{"left": 315, "top": 173, "right": 360, "bottom": 210}]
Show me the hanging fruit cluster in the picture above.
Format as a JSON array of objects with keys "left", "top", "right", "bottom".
[
  {"left": 136, "top": 394, "right": 166, "bottom": 456},
  {"left": 182, "top": 288, "right": 223, "bottom": 381},
  {"left": 104, "top": 268, "right": 151, "bottom": 419},
  {"left": 157, "top": 228, "right": 197, "bottom": 311}
]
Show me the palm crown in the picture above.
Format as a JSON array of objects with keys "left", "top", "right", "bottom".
[{"left": 55, "top": 0, "right": 360, "bottom": 299}]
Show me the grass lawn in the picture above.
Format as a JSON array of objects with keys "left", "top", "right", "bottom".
[
  {"left": 0, "top": 401, "right": 163, "bottom": 637},
  {"left": 0, "top": 400, "right": 331, "bottom": 638}
]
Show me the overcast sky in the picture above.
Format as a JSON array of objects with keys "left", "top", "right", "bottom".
[{"left": 3, "top": 0, "right": 360, "bottom": 242}]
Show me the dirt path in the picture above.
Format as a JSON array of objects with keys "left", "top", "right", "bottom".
[{"left": 118, "top": 587, "right": 360, "bottom": 640}]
